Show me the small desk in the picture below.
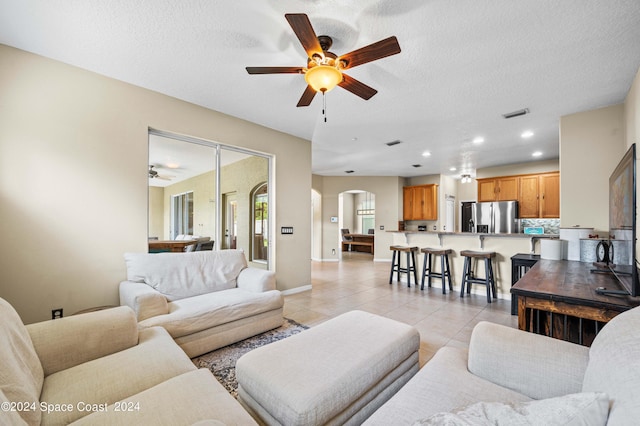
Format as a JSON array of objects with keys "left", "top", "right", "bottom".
[
  {"left": 148, "top": 240, "right": 197, "bottom": 253},
  {"left": 342, "top": 234, "right": 374, "bottom": 255},
  {"left": 511, "top": 259, "right": 640, "bottom": 346}
]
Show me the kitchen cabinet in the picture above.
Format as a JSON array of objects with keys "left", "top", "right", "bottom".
[
  {"left": 477, "top": 177, "right": 519, "bottom": 202},
  {"left": 540, "top": 172, "right": 560, "bottom": 218},
  {"left": 403, "top": 184, "right": 438, "bottom": 220},
  {"left": 518, "top": 172, "right": 560, "bottom": 218}
]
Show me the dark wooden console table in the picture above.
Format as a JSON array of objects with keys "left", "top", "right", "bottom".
[
  {"left": 342, "top": 234, "right": 374, "bottom": 255},
  {"left": 511, "top": 259, "right": 640, "bottom": 346}
]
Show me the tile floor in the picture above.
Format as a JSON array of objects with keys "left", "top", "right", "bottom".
[{"left": 284, "top": 252, "right": 518, "bottom": 367}]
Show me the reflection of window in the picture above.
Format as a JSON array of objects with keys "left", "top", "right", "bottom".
[
  {"left": 251, "top": 183, "right": 268, "bottom": 262},
  {"left": 171, "top": 191, "right": 194, "bottom": 239}
]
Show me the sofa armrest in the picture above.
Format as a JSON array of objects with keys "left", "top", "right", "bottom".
[
  {"left": 237, "top": 267, "right": 276, "bottom": 292},
  {"left": 26, "top": 306, "right": 138, "bottom": 376},
  {"left": 120, "top": 281, "right": 169, "bottom": 321},
  {"left": 468, "top": 321, "right": 590, "bottom": 400}
]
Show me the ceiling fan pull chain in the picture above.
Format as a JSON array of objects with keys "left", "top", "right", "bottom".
[{"left": 322, "top": 89, "right": 327, "bottom": 122}]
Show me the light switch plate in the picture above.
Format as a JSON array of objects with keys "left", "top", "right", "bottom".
[{"left": 281, "top": 227, "right": 293, "bottom": 234}]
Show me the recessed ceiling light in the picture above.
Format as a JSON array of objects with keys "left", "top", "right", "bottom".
[
  {"left": 450, "top": 167, "right": 457, "bottom": 171},
  {"left": 472, "top": 137, "right": 485, "bottom": 144},
  {"left": 532, "top": 151, "right": 543, "bottom": 157},
  {"left": 422, "top": 151, "right": 431, "bottom": 157},
  {"left": 521, "top": 130, "right": 534, "bottom": 139}
]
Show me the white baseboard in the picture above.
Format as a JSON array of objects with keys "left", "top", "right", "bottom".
[{"left": 280, "top": 285, "right": 312, "bottom": 296}]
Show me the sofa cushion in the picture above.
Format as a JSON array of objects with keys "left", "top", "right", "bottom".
[
  {"left": 583, "top": 305, "right": 640, "bottom": 424},
  {"left": 0, "top": 386, "right": 28, "bottom": 425},
  {"left": 40, "top": 327, "right": 196, "bottom": 425},
  {"left": 0, "top": 297, "right": 44, "bottom": 425},
  {"left": 72, "top": 369, "right": 258, "bottom": 425},
  {"left": 363, "top": 347, "right": 531, "bottom": 425},
  {"left": 413, "top": 392, "right": 609, "bottom": 426},
  {"left": 124, "top": 250, "right": 247, "bottom": 301},
  {"left": 138, "top": 288, "right": 283, "bottom": 337}
]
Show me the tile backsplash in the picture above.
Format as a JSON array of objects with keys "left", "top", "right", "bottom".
[{"left": 521, "top": 219, "right": 560, "bottom": 235}]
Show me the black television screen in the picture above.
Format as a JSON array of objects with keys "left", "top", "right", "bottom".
[{"left": 608, "top": 143, "right": 639, "bottom": 297}]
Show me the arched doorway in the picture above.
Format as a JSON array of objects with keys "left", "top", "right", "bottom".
[{"left": 339, "top": 190, "right": 375, "bottom": 260}]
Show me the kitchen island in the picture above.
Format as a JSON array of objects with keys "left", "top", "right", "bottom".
[{"left": 388, "top": 230, "right": 557, "bottom": 301}]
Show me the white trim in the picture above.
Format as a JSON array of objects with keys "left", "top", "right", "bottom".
[{"left": 281, "top": 285, "right": 312, "bottom": 296}]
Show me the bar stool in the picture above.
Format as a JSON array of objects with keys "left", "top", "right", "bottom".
[
  {"left": 389, "top": 245, "right": 419, "bottom": 287},
  {"left": 420, "top": 248, "right": 453, "bottom": 293},
  {"left": 460, "top": 250, "right": 497, "bottom": 303}
]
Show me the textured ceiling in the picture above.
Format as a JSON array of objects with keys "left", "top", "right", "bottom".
[{"left": 1, "top": 0, "right": 640, "bottom": 178}]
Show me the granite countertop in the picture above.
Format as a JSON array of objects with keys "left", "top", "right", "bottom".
[{"left": 388, "top": 230, "right": 559, "bottom": 238}]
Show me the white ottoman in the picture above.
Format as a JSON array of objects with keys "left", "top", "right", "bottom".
[{"left": 236, "top": 310, "right": 420, "bottom": 426}]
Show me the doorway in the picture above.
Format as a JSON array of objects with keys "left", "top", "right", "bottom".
[
  {"left": 223, "top": 193, "right": 237, "bottom": 249},
  {"left": 338, "top": 190, "right": 375, "bottom": 260}
]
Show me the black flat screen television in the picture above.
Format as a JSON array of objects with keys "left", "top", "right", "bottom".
[{"left": 606, "top": 143, "right": 639, "bottom": 297}]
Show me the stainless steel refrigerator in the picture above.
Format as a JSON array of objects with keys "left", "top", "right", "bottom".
[{"left": 472, "top": 201, "right": 520, "bottom": 234}]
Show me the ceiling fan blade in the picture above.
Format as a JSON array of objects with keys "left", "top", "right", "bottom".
[
  {"left": 339, "top": 74, "right": 378, "bottom": 100},
  {"left": 297, "top": 85, "right": 317, "bottom": 107},
  {"left": 246, "top": 66, "right": 304, "bottom": 74},
  {"left": 285, "top": 13, "right": 323, "bottom": 59},
  {"left": 338, "top": 36, "right": 401, "bottom": 70}
]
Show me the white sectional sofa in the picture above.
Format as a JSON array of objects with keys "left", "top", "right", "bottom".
[
  {"left": 364, "top": 305, "right": 640, "bottom": 425},
  {"left": 120, "top": 249, "right": 283, "bottom": 357},
  {"left": 0, "top": 297, "right": 257, "bottom": 425}
]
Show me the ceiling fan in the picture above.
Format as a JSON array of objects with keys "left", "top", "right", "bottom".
[
  {"left": 246, "top": 13, "right": 401, "bottom": 107},
  {"left": 148, "top": 165, "right": 174, "bottom": 181}
]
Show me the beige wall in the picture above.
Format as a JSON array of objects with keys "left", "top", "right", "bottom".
[
  {"left": 312, "top": 175, "right": 403, "bottom": 261},
  {"left": 626, "top": 67, "right": 640, "bottom": 146},
  {"left": 0, "top": 44, "right": 311, "bottom": 323},
  {"left": 476, "top": 159, "right": 559, "bottom": 179},
  {"left": 560, "top": 104, "right": 626, "bottom": 232},
  {"left": 148, "top": 186, "right": 164, "bottom": 239}
]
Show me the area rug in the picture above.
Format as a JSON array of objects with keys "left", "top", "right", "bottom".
[{"left": 192, "top": 318, "right": 309, "bottom": 398}]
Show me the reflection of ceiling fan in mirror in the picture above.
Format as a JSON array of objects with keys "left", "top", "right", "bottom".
[{"left": 148, "top": 165, "right": 174, "bottom": 181}]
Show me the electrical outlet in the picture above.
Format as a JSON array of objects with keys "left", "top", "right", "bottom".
[
  {"left": 52, "top": 308, "right": 63, "bottom": 320},
  {"left": 331, "top": 249, "right": 336, "bottom": 255}
]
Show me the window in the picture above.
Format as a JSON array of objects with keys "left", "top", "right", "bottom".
[
  {"left": 252, "top": 183, "right": 268, "bottom": 262},
  {"left": 171, "top": 191, "right": 194, "bottom": 239}
]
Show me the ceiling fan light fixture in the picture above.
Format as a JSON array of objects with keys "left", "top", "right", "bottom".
[{"left": 304, "top": 65, "right": 342, "bottom": 93}]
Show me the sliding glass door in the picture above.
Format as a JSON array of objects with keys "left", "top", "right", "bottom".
[{"left": 148, "top": 130, "right": 272, "bottom": 269}]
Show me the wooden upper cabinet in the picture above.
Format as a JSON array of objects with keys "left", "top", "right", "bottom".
[
  {"left": 477, "top": 177, "right": 518, "bottom": 201},
  {"left": 403, "top": 184, "right": 438, "bottom": 221},
  {"left": 495, "top": 177, "right": 518, "bottom": 201},
  {"left": 518, "top": 172, "right": 560, "bottom": 218},
  {"left": 481, "top": 172, "right": 560, "bottom": 218},
  {"left": 518, "top": 175, "right": 541, "bottom": 218},
  {"left": 477, "top": 180, "right": 497, "bottom": 202},
  {"left": 540, "top": 173, "right": 560, "bottom": 218}
]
